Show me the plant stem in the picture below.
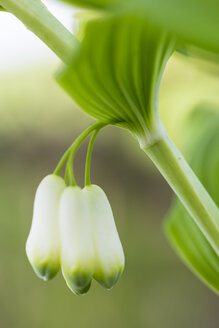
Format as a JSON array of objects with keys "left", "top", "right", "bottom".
[
  {"left": 0, "top": 0, "right": 79, "bottom": 64},
  {"left": 85, "top": 129, "right": 101, "bottom": 186},
  {"left": 67, "top": 122, "right": 106, "bottom": 186},
  {"left": 143, "top": 133, "right": 219, "bottom": 255},
  {"left": 54, "top": 121, "right": 105, "bottom": 181}
]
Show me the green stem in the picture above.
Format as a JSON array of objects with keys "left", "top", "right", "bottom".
[
  {"left": 143, "top": 133, "right": 219, "bottom": 256},
  {"left": 85, "top": 129, "right": 101, "bottom": 186},
  {"left": 54, "top": 121, "right": 105, "bottom": 182},
  {"left": 67, "top": 158, "right": 76, "bottom": 186},
  {"left": 64, "top": 162, "right": 69, "bottom": 185},
  {"left": 67, "top": 122, "right": 106, "bottom": 186},
  {"left": 0, "top": 0, "right": 79, "bottom": 64}
]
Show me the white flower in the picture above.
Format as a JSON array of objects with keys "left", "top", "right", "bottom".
[
  {"left": 59, "top": 186, "right": 95, "bottom": 295},
  {"left": 59, "top": 184, "right": 125, "bottom": 294},
  {"left": 26, "top": 174, "right": 65, "bottom": 281},
  {"left": 84, "top": 185, "right": 125, "bottom": 289}
]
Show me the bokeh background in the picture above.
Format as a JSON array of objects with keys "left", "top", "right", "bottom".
[{"left": 0, "top": 1, "right": 219, "bottom": 327}]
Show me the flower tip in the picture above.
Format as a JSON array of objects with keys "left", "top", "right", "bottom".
[
  {"left": 62, "top": 268, "right": 92, "bottom": 295},
  {"left": 69, "top": 281, "right": 92, "bottom": 296},
  {"left": 34, "top": 264, "right": 59, "bottom": 281},
  {"left": 26, "top": 250, "right": 60, "bottom": 281},
  {"left": 95, "top": 264, "right": 124, "bottom": 290},
  {"left": 26, "top": 240, "right": 60, "bottom": 281}
]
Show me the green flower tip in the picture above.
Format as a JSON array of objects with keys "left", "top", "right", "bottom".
[
  {"left": 31, "top": 261, "right": 60, "bottom": 282},
  {"left": 94, "top": 264, "right": 124, "bottom": 289},
  {"left": 63, "top": 269, "right": 92, "bottom": 295}
]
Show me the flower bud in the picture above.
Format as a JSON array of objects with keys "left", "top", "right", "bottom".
[
  {"left": 59, "top": 187, "right": 95, "bottom": 295},
  {"left": 84, "top": 185, "right": 125, "bottom": 289},
  {"left": 26, "top": 175, "right": 65, "bottom": 281}
]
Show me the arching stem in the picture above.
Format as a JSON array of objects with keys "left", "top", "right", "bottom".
[
  {"left": 54, "top": 121, "right": 106, "bottom": 185},
  {"left": 85, "top": 129, "right": 101, "bottom": 186}
]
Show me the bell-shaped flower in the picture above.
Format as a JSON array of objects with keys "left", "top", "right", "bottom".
[
  {"left": 26, "top": 174, "right": 65, "bottom": 281},
  {"left": 59, "top": 186, "right": 95, "bottom": 295},
  {"left": 84, "top": 185, "right": 125, "bottom": 289}
]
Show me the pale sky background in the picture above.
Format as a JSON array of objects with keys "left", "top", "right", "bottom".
[{"left": 0, "top": 0, "right": 76, "bottom": 73}]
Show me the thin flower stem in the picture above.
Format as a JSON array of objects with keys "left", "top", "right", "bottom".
[
  {"left": 54, "top": 122, "right": 106, "bottom": 183},
  {"left": 0, "top": 0, "right": 79, "bottom": 64},
  {"left": 143, "top": 133, "right": 219, "bottom": 255},
  {"left": 85, "top": 129, "right": 101, "bottom": 186},
  {"left": 67, "top": 123, "right": 106, "bottom": 186},
  {"left": 64, "top": 162, "right": 69, "bottom": 185}
]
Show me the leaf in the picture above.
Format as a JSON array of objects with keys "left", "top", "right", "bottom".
[
  {"left": 58, "top": 14, "right": 175, "bottom": 145},
  {"left": 132, "top": 0, "right": 219, "bottom": 55},
  {"left": 165, "top": 106, "right": 219, "bottom": 293},
  {"left": 60, "top": 0, "right": 219, "bottom": 55},
  {"left": 60, "top": 0, "right": 122, "bottom": 9}
]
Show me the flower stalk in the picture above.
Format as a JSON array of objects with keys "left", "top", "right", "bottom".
[
  {"left": 85, "top": 129, "right": 101, "bottom": 186},
  {"left": 54, "top": 122, "right": 104, "bottom": 175}
]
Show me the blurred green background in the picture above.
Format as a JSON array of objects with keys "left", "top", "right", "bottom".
[{"left": 0, "top": 52, "right": 219, "bottom": 328}]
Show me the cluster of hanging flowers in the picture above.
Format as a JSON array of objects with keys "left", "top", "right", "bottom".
[{"left": 26, "top": 123, "right": 125, "bottom": 295}]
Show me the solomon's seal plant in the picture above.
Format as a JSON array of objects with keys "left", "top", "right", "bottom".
[{"left": 0, "top": 0, "right": 219, "bottom": 295}]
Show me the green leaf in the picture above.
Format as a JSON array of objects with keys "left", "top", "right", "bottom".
[
  {"left": 165, "top": 106, "right": 219, "bottom": 293},
  {"left": 130, "top": 0, "right": 219, "bottom": 55},
  {"left": 60, "top": 0, "right": 122, "bottom": 9},
  {"left": 58, "top": 14, "right": 175, "bottom": 146},
  {"left": 60, "top": 0, "right": 219, "bottom": 55},
  {"left": 0, "top": 5, "right": 6, "bottom": 11}
]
